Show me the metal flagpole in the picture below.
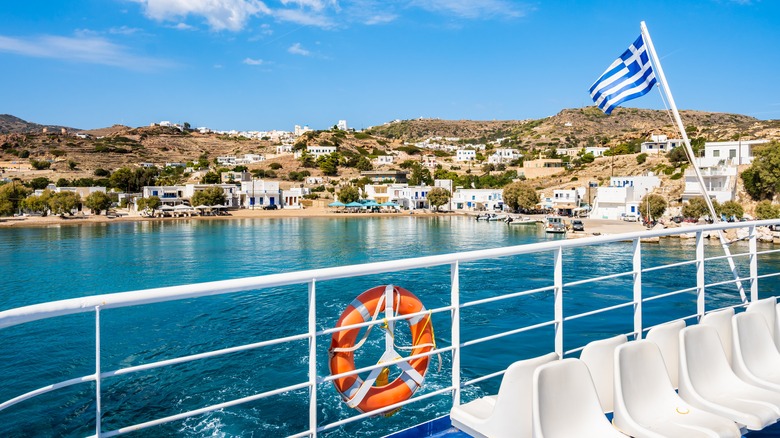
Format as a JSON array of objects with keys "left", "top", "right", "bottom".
[{"left": 640, "top": 21, "right": 747, "bottom": 302}]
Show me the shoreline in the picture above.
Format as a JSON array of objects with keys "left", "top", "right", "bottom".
[{"left": 0, "top": 208, "right": 649, "bottom": 236}]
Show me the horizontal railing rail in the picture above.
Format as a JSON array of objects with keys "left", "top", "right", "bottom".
[{"left": 1, "top": 220, "right": 779, "bottom": 437}]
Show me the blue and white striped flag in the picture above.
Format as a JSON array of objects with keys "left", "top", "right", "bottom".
[{"left": 589, "top": 35, "right": 657, "bottom": 115}]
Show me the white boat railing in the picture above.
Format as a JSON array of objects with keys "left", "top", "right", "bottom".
[{"left": 2, "top": 220, "right": 780, "bottom": 437}]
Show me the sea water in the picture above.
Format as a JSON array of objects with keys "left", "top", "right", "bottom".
[{"left": 1, "top": 217, "right": 778, "bottom": 437}]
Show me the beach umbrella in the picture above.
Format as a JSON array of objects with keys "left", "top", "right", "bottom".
[
  {"left": 380, "top": 202, "right": 399, "bottom": 207},
  {"left": 345, "top": 202, "right": 363, "bottom": 208},
  {"left": 174, "top": 204, "right": 192, "bottom": 210},
  {"left": 363, "top": 200, "right": 379, "bottom": 207},
  {"left": 160, "top": 205, "right": 175, "bottom": 211},
  {"left": 193, "top": 205, "right": 210, "bottom": 210},
  {"left": 328, "top": 201, "right": 346, "bottom": 207}
]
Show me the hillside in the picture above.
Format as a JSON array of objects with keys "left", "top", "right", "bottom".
[
  {"left": 0, "top": 114, "right": 80, "bottom": 134},
  {"left": 1, "top": 107, "right": 778, "bottom": 211}
]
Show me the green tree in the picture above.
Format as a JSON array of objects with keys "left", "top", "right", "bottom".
[
  {"left": 355, "top": 156, "right": 373, "bottom": 171},
  {"left": 338, "top": 186, "right": 360, "bottom": 203},
  {"left": 503, "top": 181, "right": 539, "bottom": 212},
  {"left": 317, "top": 153, "right": 340, "bottom": 176},
  {"left": 109, "top": 167, "right": 134, "bottom": 191},
  {"left": 299, "top": 150, "right": 315, "bottom": 168},
  {"left": 755, "top": 201, "right": 780, "bottom": 219},
  {"left": 636, "top": 153, "right": 648, "bottom": 165},
  {"left": 720, "top": 200, "right": 744, "bottom": 219},
  {"left": 191, "top": 186, "right": 227, "bottom": 206},
  {"left": 682, "top": 197, "right": 710, "bottom": 220},
  {"left": 94, "top": 168, "right": 111, "bottom": 177},
  {"left": 408, "top": 162, "right": 432, "bottom": 186},
  {"left": 137, "top": 195, "right": 161, "bottom": 212},
  {"left": 740, "top": 141, "right": 780, "bottom": 201},
  {"left": 201, "top": 171, "right": 220, "bottom": 184},
  {"left": 579, "top": 152, "right": 595, "bottom": 164},
  {"left": 269, "top": 162, "right": 283, "bottom": 170},
  {"left": 28, "top": 177, "right": 51, "bottom": 190},
  {"left": 0, "top": 182, "right": 32, "bottom": 216},
  {"left": 49, "top": 191, "right": 81, "bottom": 216},
  {"left": 68, "top": 160, "right": 78, "bottom": 170},
  {"left": 23, "top": 190, "right": 52, "bottom": 215},
  {"left": 639, "top": 193, "right": 667, "bottom": 221},
  {"left": 399, "top": 159, "right": 417, "bottom": 170},
  {"left": 84, "top": 191, "right": 113, "bottom": 215},
  {"left": 426, "top": 187, "right": 451, "bottom": 211}
]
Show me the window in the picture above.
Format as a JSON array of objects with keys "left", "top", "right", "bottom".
[
  {"left": 713, "top": 150, "right": 720, "bottom": 157},
  {"left": 729, "top": 149, "right": 737, "bottom": 159}
]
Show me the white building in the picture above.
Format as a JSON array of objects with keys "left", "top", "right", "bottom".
[
  {"left": 698, "top": 139, "right": 768, "bottom": 167},
  {"left": 551, "top": 188, "right": 584, "bottom": 215},
  {"left": 142, "top": 186, "right": 185, "bottom": 205},
  {"left": 375, "top": 155, "right": 395, "bottom": 166},
  {"left": 584, "top": 146, "right": 610, "bottom": 157},
  {"left": 421, "top": 154, "right": 436, "bottom": 168},
  {"left": 337, "top": 120, "right": 348, "bottom": 131},
  {"left": 363, "top": 184, "right": 407, "bottom": 204},
  {"left": 282, "top": 187, "right": 308, "bottom": 209},
  {"left": 294, "top": 145, "right": 337, "bottom": 160},
  {"left": 589, "top": 175, "right": 661, "bottom": 220},
  {"left": 452, "top": 188, "right": 504, "bottom": 211},
  {"left": 184, "top": 184, "right": 241, "bottom": 208},
  {"left": 276, "top": 144, "right": 294, "bottom": 155},
  {"left": 456, "top": 149, "right": 477, "bottom": 162},
  {"left": 240, "top": 180, "right": 281, "bottom": 209},
  {"left": 487, "top": 148, "right": 521, "bottom": 164},
  {"left": 640, "top": 134, "right": 682, "bottom": 155},
  {"left": 294, "top": 125, "right": 312, "bottom": 137}
]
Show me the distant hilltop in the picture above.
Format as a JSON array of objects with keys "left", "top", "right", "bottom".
[{"left": 0, "top": 114, "right": 81, "bottom": 134}]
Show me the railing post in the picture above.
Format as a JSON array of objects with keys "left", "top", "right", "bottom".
[
  {"left": 632, "top": 238, "right": 642, "bottom": 340},
  {"left": 308, "top": 279, "right": 317, "bottom": 438},
  {"left": 451, "top": 261, "right": 461, "bottom": 407},
  {"left": 554, "top": 247, "right": 563, "bottom": 358},
  {"left": 95, "top": 306, "right": 102, "bottom": 438},
  {"left": 749, "top": 225, "right": 758, "bottom": 302},
  {"left": 696, "top": 231, "right": 705, "bottom": 321}
]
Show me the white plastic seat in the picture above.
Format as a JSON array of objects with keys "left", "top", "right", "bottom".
[
  {"left": 614, "top": 340, "right": 741, "bottom": 437},
  {"left": 678, "top": 324, "right": 780, "bottom": 430},
  {"left": 450, "top": 352, "right": 559, "bottom": 438},
  {"left": 579, "top": 334, "right": 627, "bottom": 413},
  {"left": 532, "top": 358, "right": 627, "bottom": 437},
  {"left": 732, "top": 311, "right": 780, "bottom": 391},
  {"left": 746, "top": 296, "right": 780, "bottom": 351},
  {"left": 645, "top": 319, "right": 686, "bottom": 388},
  {"left": 700, "top": 308, "right": 735, "bottom": 366}
]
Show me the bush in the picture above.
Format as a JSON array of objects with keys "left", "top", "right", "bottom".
[
  {"left": 755, "top": 201, "right": 780, "bottom": 220},
  {"left": 636, "top": 153, "right": 648, "bottom": 164},
  {"left": 94, "top": 168, "right": 111, "bottom": 177},
  {"left": 269, "top": 162, "right": 283, "bottom": 170},
  {"left": 30, "top": 160, "right": 51, "bottom": 170},
  {"left": 354, "top": 132, "right": 372, "bottom": 140},
  {"left": 670, "top": 172, "right": 683, "bottom": 180}
]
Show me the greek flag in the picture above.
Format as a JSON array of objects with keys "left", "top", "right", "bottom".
[{"left": 589, "top": 35, "right": 657, "bottom": 115}]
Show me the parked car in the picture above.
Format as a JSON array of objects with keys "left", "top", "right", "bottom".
[
  {"left": 571, "top": 220, "right": 585, "bottom": 232},
  {"left": 671, "top": 216, "right": 683, "bottom": 224},
  {"left": 263, "top": 204, "right": 279, "bottom": 210}
]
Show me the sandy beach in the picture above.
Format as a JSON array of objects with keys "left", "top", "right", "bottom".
[{"left": 0, "top": 208, "right": 648, "bottom": 236}]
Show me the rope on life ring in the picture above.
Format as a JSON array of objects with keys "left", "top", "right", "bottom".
[{"left": 328, "top": 285, "right": 436, "bottom": 414}]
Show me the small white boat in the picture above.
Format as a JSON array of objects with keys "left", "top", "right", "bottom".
[
  {"left": 487, "top": 214, "right": 506, "bottom": 221},
  {"left": 506, "top": 216, "right": 536, "bottom": 225},
  {"left": 545, "top": 216, "right": 566, "bottom": 233}
]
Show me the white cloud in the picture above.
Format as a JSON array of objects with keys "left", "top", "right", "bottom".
[
  {"left": 172, "top": 22, "right": 196, "bottom": 30},
  {"left": 280, "top": 0, "right": 337, "bottom": 11},
  {"left": 243, "top": 57, "right": 264, "bottom": 65},
  {"left": 274, "top": 8, "right": 335, "bottom": 27},
  {"left": 132, "top": 0, "right": 271, "bottom": 31},
  {"left": 108, "top": 25, "right": 143, "bottom": 35},
  {"left": 288, "top": 42, "right": 310, "bottom": 56},
  {"left": 0, "top": 34, "right": 175, "bottom": 71},
  {"left": 364, "top": 13, "right": 397, "bottom": 25},
  {"left": 411, "top": 0, "right": 529, "bottom": 19}
]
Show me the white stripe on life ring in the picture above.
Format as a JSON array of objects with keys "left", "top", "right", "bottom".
[
  {"left": 349, "top": 298, "right": 371, "bottom": 321},
  {"left": 407, "top": 307, "right": 427, "bottom": 325}
]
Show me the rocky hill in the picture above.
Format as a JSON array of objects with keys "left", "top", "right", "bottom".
[{"left": 0, "top": 114, "right": 80, "bottom": 134}]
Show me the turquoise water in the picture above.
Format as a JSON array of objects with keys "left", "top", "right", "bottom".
[{"left": 1, "top": 217, "right": 778, "bottom": 437}]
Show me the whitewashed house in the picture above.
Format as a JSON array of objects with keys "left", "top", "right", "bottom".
[
  {"left": 640, "top": 134, "right": 682, "bottom": 155},
  {"left": 452, "top": 188, "right": 504, "bottom": 211},
  {"left": 282, "top": 187, "right": 308, "bottom": 209},
  {"left": 456, "top": 149, "right": 477, "bottom": 162},
  {"left": 240, "top": 180, "right": 281, "bottom": 209},
  {"left": 681, "top": 139, "right": 768, "bottom": 203},
  {"left": 589, "top": 175, "right": 661, "bottom": 220},
  {"left": 552, "top": 188, "right": 584, "bottom": 215},
  {"left": 294, "top": 145, "right": 337, "bottom": 160},
  {"left": 421, "top": 154, "right": 437, "bottom": 168},
  {"left": 142, "top": 186, "right": 185, "bottom": 206},
  {"left": 276, "top": 144, "right": 294, "bottom": 155},
  {"left": 487, "top": 148, "right": 521, "bottom": 164},
  {"left": 375, "top": 155, "right": 395, "bottom": 166},
  {"left": 584, "top": 146, "right": 610, "bottom": 157}
]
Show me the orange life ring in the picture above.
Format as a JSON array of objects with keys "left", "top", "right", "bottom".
[{"left": 329, "top": 285, "right": 434, "bottom": 414}]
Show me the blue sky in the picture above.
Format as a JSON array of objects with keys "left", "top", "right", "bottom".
[{"left": 1, "top": 0, "right": 778, "bottom": 131}]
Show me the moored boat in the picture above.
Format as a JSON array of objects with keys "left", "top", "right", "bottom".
[{"left": 544, "top": 216, "right": 566, "bottom": 233}]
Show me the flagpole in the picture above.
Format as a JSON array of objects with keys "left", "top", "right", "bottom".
[{"left": 640, "top": 21, "right": 746, "bottom": 302}]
